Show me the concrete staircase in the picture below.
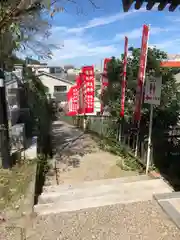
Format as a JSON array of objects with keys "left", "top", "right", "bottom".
[{"left": 34, "top": 175, "right": 172, "bottom": 216}]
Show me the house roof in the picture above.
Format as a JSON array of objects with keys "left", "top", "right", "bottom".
[
  {"left": 50, "top": 73, "right": 67, "bottom": 79},
  {"left": 38, "top": 72, "right": 74, "bottom": 85},
  {"left": 122, "top": 0, "right": 179, "bottom": 12}
]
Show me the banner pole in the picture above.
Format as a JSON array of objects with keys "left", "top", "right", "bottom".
[
  {"left": 119, "top": 36, "right": 128, "bottom": 143},
  {"left": 134, "top": 24, "right": 150, "bottom": 157},
  {"left": 146, "top": 104, "right": 153, "bottom": 175}
]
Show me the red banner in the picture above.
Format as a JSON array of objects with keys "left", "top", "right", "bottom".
[
  {"left": 101, "top": 58, "right": 111, "bottom": 113},
  {"left": 82, "top": 66, "right": 95, "bottom": 114},
  {"left": 77, "top": 73, "right": 84, "bottom": 114},
  {"left": 66, "top": 87, "right": 72, "bottom": 116},
  {"left": 103, "top": 58, "right": 111, "bottom": 77},
  {"left": 75, "top": 75, "right": 82, "bottom": 114},
  {"left": 102, "top": 58, "right": 111, "bottom": 86},
  {"left": 120, "top": 36, "right": 128, "bottom": 117},
  {"left": 134, "top": 25, "right": 149, "bottom": 121},
  {"left": 66, "top": 85, "right": 78, "bottom": 116}
]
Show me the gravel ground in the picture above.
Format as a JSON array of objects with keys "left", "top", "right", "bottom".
[
  {"left": 27, "top": 200, "right": 180, "bottom": 240},
  {"left": 0, "top": 226, "right": 26, "bottom": 240}
]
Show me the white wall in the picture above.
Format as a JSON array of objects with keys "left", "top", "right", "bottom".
[{"left": 38, "top": 75, "right": 72, "bottom": 97}]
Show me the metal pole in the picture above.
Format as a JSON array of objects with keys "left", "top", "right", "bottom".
[
  {"left": 100, "top": 116, "right": 103, "bottom": 136},
  {"left": 135, "top": 121, "right": 140, "bottom": 157},
  {"left": 118, "top": 122, "right": 121, "bottom": 142},
  {"left": 118, "top": 119, "right": 122, "bottom": 142},
  {"left": 0, "top": 69, "right": 10, "bottom": 168},
  {"left": 146, "top": 104, "right": 153, "bottom": 174},
  {"left": 100, "top": 59, "right": 103, "bottom": 116}
]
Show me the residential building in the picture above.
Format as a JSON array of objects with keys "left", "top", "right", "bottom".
[
  {"left": 37, "top": 72, "right": 73, "bottom": 102},
  {"left": 27, "top": 63, "right": 67, "bottom": 79},
  {"left": 161, "top": 55, "right": 180, "bottom": 68},
  {"left": 27, "top": 63, "right": 49, "bottom": 74},
  {"left": 27, "top": 63, "right": 73, "bottom": 102},
  {"left": 28, "top": 63, "right": 101, "bottom": 84},
  {"left": 27, "top": 63, "right": 102, "bottom": 111}
]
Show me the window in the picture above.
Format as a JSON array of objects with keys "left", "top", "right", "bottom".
[
  {"left": 50, "top": 67, "right": 63, "bottom": 74},
  {"left": 54, "top": 67, "right": 62, "bottom": 73},
  {"left": 54, "top": 86, "right": 67, "bottom": 92},
  {"left": 50, "top": 67, "right": 55, "bottom": 73}
]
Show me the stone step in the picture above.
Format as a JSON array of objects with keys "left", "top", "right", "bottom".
[
  {"left": 34, "top": 179, "right": 172, "bottom": 215},
  {"left": 39, "top": 176, "right": 153, "bottom": 204},
  {"left": 43, "top": 174, "right": 151, "bottom": 193}
]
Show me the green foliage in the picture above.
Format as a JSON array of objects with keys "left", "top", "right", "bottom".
[
  {"left": 103, "top": 47, "right": 180, "bottom": 133},
  {"left": 0, "top": 0, "right": 100, "bottom": 63},
  {"left": 0, "top": 1, "right": 54, "bottom": 64},
  {"left": 101, "top": 47, "right": 180, "bottom": 179},
  {"left": 24, "top": 68, "right": 50, "bottom": 127},
  {"left": 19, "top": 67, "right": 52, "bottom": 158},
  {"left": 102, "top": 57, "right": 122, "bottom": 117},
  {"left": 97, "top": 137, "right": 144, "bottom": 172}
]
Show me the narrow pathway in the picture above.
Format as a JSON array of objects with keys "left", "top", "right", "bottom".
[
  {"left": 27, "top": 121, "right": 180, "bottom": 240},
  {"left": 46, "top": 120, "right": 139, "bottom": 186}
]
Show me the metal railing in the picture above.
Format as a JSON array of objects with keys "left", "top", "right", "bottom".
[
  {"left": 60, "top": 114, "right": 180, "bottom": 171},
  {"left": 87, "top": 116, "right": 151, "bottom": 166}
]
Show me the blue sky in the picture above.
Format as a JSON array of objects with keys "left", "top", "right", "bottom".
[{"left": 35, "top": 1, "right": 180, "bottom": 67}]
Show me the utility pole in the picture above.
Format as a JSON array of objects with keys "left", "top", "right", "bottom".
[{"left": 0, "top": 69, "right": 10, "bottom": 168}]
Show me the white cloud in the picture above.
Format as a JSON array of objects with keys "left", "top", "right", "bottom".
[
  {"left": 167, "top": 16, "right": 180, "bottom": 22},
  {"left": 151, "top": 39, "right": 180, "bottom": 50},
  {"left": 46, "top": 8, "right": 150, "bottom": 65},
  {"left": 114, "top": 26, "right": 177, "bottom": 41},
  {"left": 48, "top": 9, "right": 147, "bottom": 64},
  {"left": 52, "top": 7, "right": 147, "bottom": 35},
  {"left": 48, "top": 36, "right": 117, "bottom": 65}
]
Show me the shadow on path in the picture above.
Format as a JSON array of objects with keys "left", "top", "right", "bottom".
[{"left": 52, "top": 121, "right": 84, "bottom": 169}]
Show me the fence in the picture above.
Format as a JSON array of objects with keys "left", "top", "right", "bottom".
[
  {"left": 87, "top": 116, "right": 116, "bottom": 137},
  {"left": 61, "top": 115, "right": 150, "bottom": 167},
  {"left": 60, "top": 114, "right": 180, "bottom": 174},
  {"left": 60, "top": 114, "right": 75, "bottom": 125},
  {"left": 87, "top": 116, "right": 150, "bottom": 166}
]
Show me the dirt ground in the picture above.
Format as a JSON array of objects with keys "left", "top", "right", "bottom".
[{"left": 46, "top": 126, "right": 139, "bottom": 186}]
